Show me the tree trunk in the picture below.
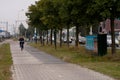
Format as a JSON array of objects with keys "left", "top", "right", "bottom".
[
  {"left": 42, "top": 31, "right": 45, "bottom": 46},
  {"left": 46, "top": 30, "right": 48, "bottom": 45},
  {"left": 75, "top": 25, "right": 79, "bottom": 47},
  {"left": 40, "top": 31, "right": 42, "bottom": 45},
  {"left": 60, "top": 28, "right": 62, "bottom": 47},
  {"left": 54, "top": 29, "right": 57, "bottom": 49},
  {"left": 110, "top": 17, "right": 116, "bottom": 54},
  {"left": 67, "top": 26, "right": 69, "bottom": 47},
  {"left": 50, "top": 29, "right": 53, "bottom": 45}
]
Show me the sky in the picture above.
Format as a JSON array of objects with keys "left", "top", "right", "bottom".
[{"left": 0, "top": 0, "right": 38, "bottom": 34}]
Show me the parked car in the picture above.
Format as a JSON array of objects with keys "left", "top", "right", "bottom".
[
  {"left": 79, "top": 36, "right": 86, "bottom": 44},
  {"left": 107, "top": 35, "right": 119, "bottom": 47},
  {"left": 117, "top": 32, "right": 120, "bottom": 40},
  {"left": 62, "top": 37, "right": 72, "bottom": 43}
]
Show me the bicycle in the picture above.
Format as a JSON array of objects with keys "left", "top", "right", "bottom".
[{"left": 20, "top": 42, "right": 24, "bottom": 50}]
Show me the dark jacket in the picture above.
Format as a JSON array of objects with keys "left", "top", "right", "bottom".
[{"left": 19, "top": 38, "right": 24, "bottom": 44}]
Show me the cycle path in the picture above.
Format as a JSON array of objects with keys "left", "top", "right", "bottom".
[{"left": 9, "top": 40, "right": 115, "bottom": 80}]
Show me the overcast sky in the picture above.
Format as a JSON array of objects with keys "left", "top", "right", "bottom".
[{"left": 0, "top": 0, "right": 38, "bottom": 34}]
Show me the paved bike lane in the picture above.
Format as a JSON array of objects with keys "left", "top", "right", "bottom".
[{"left": 9, "top": 40, "right": 115, "bottom": 80}]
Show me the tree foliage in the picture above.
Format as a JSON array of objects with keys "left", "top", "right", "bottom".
[{"left": 19, "top": 23, "right": 26, "bottom": 36}]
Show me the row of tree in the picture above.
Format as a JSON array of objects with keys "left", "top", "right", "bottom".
[{"left": 26, "top": 0, "right": 120, "bottom": 54}]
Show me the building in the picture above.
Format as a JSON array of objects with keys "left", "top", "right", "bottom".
[{"left": 99, "top": 19, "right": 120, "bottom": 34}]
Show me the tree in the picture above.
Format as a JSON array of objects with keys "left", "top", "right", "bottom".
[
  {"left": 59, "top": 0, "right": 94, "bottom": 47},
  {"left": 39, "top": 0, "right": 63, "bottom": 49},
  {"left": 59, "top": 0, "right": 73, "bottom": 47},
  {"left": 26, "top": 26, "right": 34, "bottom": 39},
  {"left": 26, "top": 1, "right": 48, "bottom": 44},
  {"left": 70, "top": 0, "right": 92, "bottom": 47},
  {"left": 39, "top": 0, "right": 55, "bottom": 47},
  {"left": 19, "top": 23, "right": 26, "bottom": 36}
]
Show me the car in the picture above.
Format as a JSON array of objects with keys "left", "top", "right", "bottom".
[
  {"left": 107, "top": 35, "right": 119, "bottom": 47},
  {"left": 117, "top": 32, "right": 120, "bottom": 40},
  {"left": 79, "top": 36, "right": 86, "bottom": 44},
  {"left": 118, "top": 36, "right": 120, "bottom": 41},
  {"left": 62, "top": 37, "right": 72, "bottom": 43}
]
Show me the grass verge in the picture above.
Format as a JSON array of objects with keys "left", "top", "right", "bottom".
[
  {"left": 0, "top": 43, "right": 13, "bottom": 80},
  {"left": 30, "top": 42, "right": 120, "bottom": 80}
]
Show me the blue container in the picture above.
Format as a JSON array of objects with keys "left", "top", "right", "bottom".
[{"left": 86, "top": 35, "right": 97, "bottom": 50}]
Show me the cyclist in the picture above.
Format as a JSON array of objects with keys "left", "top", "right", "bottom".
[{"left": 19, "top": 36, "right": 25, "bottom": 51}]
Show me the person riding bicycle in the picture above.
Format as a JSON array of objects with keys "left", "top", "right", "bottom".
[{"left": 19, "top": 36, "right": 25, "bottom": 50}]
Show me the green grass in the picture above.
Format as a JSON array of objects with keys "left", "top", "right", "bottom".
[
  {"left": 30, "top": 42, "right": 120, "bottom": 80},
  {"left": 0, "top": 43, "right": 13, "bottom": 80}
]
